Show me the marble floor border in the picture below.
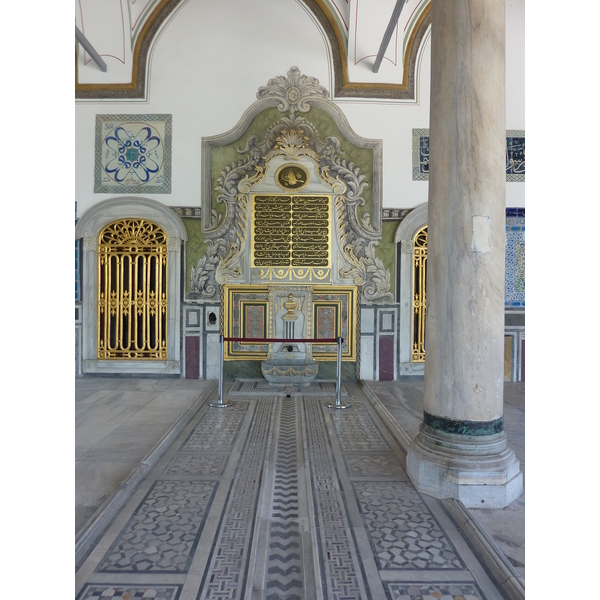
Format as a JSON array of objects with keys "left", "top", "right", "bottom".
[
  {"left": 75, "top": 381, "right": 218, "bottom": 569},
  {"left": 442, "top": 499, "right": 525, "bottom": 600},
  {"left": 76, "top": 381, "right": 522, "bottom": 600}
]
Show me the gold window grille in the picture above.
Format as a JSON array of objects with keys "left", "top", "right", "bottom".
[
  {"left": 98, "top": 218, "right": 168, "bottom": 359},
  {"left": 412, "top": 225, "right": 427, "bottom": 362}
]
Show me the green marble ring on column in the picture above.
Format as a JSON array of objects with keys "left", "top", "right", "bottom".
[{"left": 423, "top": 412, "right": 504, "bottom": 436}]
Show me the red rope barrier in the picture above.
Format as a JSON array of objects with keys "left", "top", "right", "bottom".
[{"left": 222, "top": 337, "right": 341, "bottom": 343}]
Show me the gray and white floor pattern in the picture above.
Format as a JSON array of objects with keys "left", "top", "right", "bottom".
[{"left": 76, "top": 383, "right": 510, "bottom": 600}]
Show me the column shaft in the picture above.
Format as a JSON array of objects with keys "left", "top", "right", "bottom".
[
  {"left": 407, "top": 0, "right": 523, "bottom": 508},
  {"left": 425, "top": 0, "right": 506, "bottom": 425}
]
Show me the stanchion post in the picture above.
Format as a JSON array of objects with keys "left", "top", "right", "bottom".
[
  {"left": 210, "top": 334, "right": 229, "bottom": 408},
  {"left": 328, "top": 336, "right": 350, "bottom": 409}
]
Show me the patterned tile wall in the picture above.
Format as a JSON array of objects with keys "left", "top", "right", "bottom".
[
  {"left": 412, "top": 129, "right": 525, "bottom": 182},
  {"left": 94, "top": 114, "right": 172, "bottom": 194},
  {"left": 505, "top": 208, "right": 525, "bottom": 307}
]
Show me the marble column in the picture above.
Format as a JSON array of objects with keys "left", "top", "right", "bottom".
[{"left": 406, "top": 0, "right": 523, "bottom": 508}]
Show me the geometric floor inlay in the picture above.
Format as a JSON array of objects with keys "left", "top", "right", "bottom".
[
  {"left": 330, "top": 405, "right": 391, "bottom": 452},
  {"left": 163, "top": 453, "right": 229, "bottom": 476},
  {"left": 344, "top": 452, "right": 406, "bottom": 477},
  {"left": 181, "top": 403, "right": 247, "bottom": 452},
  {"left": 353, "top": 481, "right": 464, "bottom": 570},
  {"left": 77, "top": 585, "right": 182, "bottom": 599},
  {"left": 304, "top": 397, "right": 364, "bottom": 600},
  {"left": 97, "top": 480, "right": 217, "bottom": 573},
  {"left": 76, "top": 382, "right": 509, "bottom": 600},
  {"left": 386, "top": 582, "right": 484, "bottom": 599},
  {"left": 198, "top": 398, "right": 275, "bottom": 600},
  {"left": 265, "top": 398, "right": 303, "bottom": 599}
]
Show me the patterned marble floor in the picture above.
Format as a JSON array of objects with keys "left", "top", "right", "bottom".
[{"left": 76, "top": 383, "right": 510, "bottom": 600}]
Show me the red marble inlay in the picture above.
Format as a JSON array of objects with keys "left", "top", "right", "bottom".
[
  {"left": 244, "top": 305, "right": 265, "bottom": 339},
  {"left": 316, "top": 306, "right": 336, "bottom": 339},
  {"left": 379, "top": 337, "right": 394, "bottom": 381},
  {"left": 185, "top": 336, "right": 200, "bottom": 379}
]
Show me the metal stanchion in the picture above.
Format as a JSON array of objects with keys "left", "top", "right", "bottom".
[
  {"left": 209, "top": 334, "right": 230, "bottom": 408},
  {"left": 328, "top": 336, "right": 350, "bottom": 409}
]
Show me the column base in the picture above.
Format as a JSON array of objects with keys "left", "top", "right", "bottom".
[{"left": 407, "top": 423, "right": 523, "bottom": 509}]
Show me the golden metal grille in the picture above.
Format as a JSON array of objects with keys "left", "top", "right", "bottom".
[
  {"left": 252, "top": 195, "right": 331, "bottom": 270},
  {"left": 97, "top": 219, "right": 168, "bottom": 359},
  {"left": 412, "top": 225, "right": 427, "bottom": 362}
]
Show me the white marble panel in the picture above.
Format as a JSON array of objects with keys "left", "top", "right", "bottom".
[
  {"left": 380, "top": 311, "right": 394, "bottom": 332},
  {"left": 206, "top": 364, "right": 220, "bottom": 380},
  {"left": 360, "top": 307, "right": 375, "bottom": 334},
  {"left": 206, "top": 334, "right": 221, "bottom": 373},
  {"left": 360, "top": 336, "right": 374, "bottom": 380},
  {"left": 187, "top": 309, "right": 199, "bottom": 327}
]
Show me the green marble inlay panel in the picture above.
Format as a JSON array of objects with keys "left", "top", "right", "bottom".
[
  {"left": 223, "top": 360, "right": 264, "bottom": 381},
  {"left": 305, "top": 106, "right": 374, "bottom": 221},
  {"left": 183, "top": 218, "right": 208, "bottom": 293},
  {"left": 423, "top": 411, "right": 504, "bottom": 436},
  {"left": 376, "top": 220, "right": 397, "bottom": 299},
  {"left": 315, "top": 361, "right": 357, "bottom": 382},
  {"left": 210, "top": 107, "right": 282, "bottom": 223}
]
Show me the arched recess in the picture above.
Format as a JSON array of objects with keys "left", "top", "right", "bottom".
[
  {"left": 395, "top": 203, "right": 428, "bottom": 376},
  {"left": 75, "top": 197, "right": 187, "bottom": 375}
]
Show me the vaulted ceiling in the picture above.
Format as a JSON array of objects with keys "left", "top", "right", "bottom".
[{"left": 75, "top": 0, "right": 431, "bottom": 101}]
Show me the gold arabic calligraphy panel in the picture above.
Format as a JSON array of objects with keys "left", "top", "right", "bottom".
[{"left": 251, "top": 195, "right": 332, "bottom": 276}]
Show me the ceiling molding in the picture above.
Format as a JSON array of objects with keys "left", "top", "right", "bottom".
[{"left": 75, "top": 0, "right": 180, "bottom": 100}]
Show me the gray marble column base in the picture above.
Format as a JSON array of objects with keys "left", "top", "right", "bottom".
[{"left": 407, "top": 424, "right": 523, "bottom": 509}]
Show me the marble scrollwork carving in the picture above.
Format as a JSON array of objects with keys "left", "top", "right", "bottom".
[{"left": 190, "top": 67, "right": 392, "bottom": 303}]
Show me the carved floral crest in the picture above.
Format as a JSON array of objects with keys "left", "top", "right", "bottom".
[{"left": 256, "top": 66, "right": 329, "bottom": 115}]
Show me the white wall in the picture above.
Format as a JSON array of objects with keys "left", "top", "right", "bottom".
[{"left": 75, "top": 0, "right": 525, "bottom": 219}]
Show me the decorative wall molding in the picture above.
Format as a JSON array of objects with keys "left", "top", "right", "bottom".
[
  {"left": 383, "top": 208, "right": 410, "bottom": 220},
  {"left": 172, "top": 207, "right": 202, "bottom": 219}
]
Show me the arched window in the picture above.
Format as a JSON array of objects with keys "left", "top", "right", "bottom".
[
  {"left": 395, "top": 203, "right": 427, "bottom": 376},
  {"left": 98, "top": 219, "right": 168, "bottom": 359},
  {"left": 411, "top": 225, "right": 427, "bottom": 362},
  {"left": 76, "top": 197, "right": 186, "bottom": 376}
]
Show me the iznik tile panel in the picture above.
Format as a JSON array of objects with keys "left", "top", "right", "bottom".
[
  {"left": 505, "top": 208, "right": 525, "bottom": 307},
  {"left": 506, "top": 130, "right": 525, "bottom": 182},
  {"left": 411, "top": 128, "right": 430, "bottom": 181},
  {"left": 94, "top": 114, "right": 172, "bottom": 193},
  {"left": 412, "top": 129, "right": 525, "bottom": 181}
]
